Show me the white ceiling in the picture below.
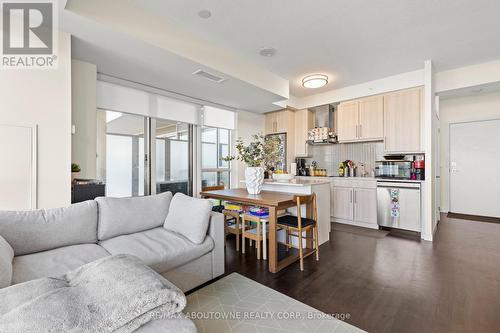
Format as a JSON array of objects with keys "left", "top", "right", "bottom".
[
  {"left": 63, "top": 0, "right": 500, "bottom": 112},
  {"left": 133, "top": 0, "right": 500, "bottom": 97}
]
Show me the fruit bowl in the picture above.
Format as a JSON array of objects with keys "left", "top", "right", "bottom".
[{"left": 272, "top": 173, "right": 294, "bottom": 182}]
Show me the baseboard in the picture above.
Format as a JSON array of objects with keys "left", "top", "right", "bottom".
[{"left": 447, "top": 212, "right": 500, "bottom": 224}]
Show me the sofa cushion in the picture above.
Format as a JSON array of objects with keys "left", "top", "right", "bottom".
[
  {"left": 11, "top": 244, "right": 110, "bottom": 285},
  {"left": 96, "top": 191, "right": 173, "bottom": 241},
  {"left": 0, "top": 235, "right": 14, "bottom": 288},
  {"left": 99, "top": 227, "right": 214, "bottom": 274},
  {"left": 163, "top": 193, "right": 212, "bottom": 244},
  {"left": 0, "top": 201, "right": 98, "bottom": 256}
]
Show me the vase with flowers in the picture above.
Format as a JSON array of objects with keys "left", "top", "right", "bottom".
[{"left": 223, "top": 134, "right": 282, "bottom": 194}]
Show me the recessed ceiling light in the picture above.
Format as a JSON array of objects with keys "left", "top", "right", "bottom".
[
  {"left": 198, "top": 9, "right": 212, "bottom": 19},
  {"left": 259, "top": 47, "right": 276, "bottom": 57},
  {"left": 302, "top": 74, "right": 328, "bottom": 89}
]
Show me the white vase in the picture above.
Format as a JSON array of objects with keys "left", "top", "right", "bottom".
[{"left": 245, "top": 167, "right": 265, "bottom": 194}]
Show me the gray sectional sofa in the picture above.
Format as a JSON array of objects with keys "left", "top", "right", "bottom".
[{"left": 0, "top": 191, "right": 225, "bottom": 332}]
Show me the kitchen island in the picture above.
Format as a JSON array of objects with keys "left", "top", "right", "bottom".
[{"left": 260, "top": 179, "right": 331, "bottom": 245}]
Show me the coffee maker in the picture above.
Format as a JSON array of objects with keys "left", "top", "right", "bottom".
[{"left": 296, "top": 158, "right": 307, "bottom": 176}]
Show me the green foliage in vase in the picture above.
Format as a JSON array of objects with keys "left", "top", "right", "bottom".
[{"left": 222, "top": 134, "right": 283, "bottom": 168}]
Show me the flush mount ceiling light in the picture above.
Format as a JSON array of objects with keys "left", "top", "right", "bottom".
[
  {"left": 259, "top": 47, "right": 276, "bottom": 57},
  {"left": 302, "top": 74, "right": 328, "bottom": 88},
  {"left": 198, "top": 9, "right": 212, "bottom": 19}
]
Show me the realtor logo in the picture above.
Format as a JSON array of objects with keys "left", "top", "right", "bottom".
[{"left": 1, "top": 0, "right": 58, "bottom": 68}]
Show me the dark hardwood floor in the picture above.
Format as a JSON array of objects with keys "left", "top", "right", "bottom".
[{"left": 221, "top": 215, "right": 500, "bottom": 333}]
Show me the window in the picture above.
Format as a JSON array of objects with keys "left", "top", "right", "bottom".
[
  {"left": 98, "top": 110, "right": 193, "bottom": 197},
  {"left": 201, "top": 127, "right": 231, "bottom": 188}
]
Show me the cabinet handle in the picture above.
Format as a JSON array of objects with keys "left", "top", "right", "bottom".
[
  {"left": 350, "top": 192, "right": 353, "bottom": 203},
  {"left": 359, "top": 125, "right": 362, "bottom": 138},
  {"left": 354, "top": 191, "right": 357, "bottom": 203},
  {"left": 355, "top": 125, "right": 358, "bottom": 138}
]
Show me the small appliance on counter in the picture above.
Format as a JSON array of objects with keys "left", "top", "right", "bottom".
[
  {"left": 375, "top": 155, "right": 425, "bottom": 180},
  {"left": 296, "top": 158, "right": 307, "bottom": 176}
]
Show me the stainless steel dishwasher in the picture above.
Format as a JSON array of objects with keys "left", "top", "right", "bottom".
[{"left": 377, "top": 181, "right": 421, "bottom": 232}]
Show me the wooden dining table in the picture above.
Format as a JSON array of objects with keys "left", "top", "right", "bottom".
[{"left": 200, "top": 188, "right": 314, "bottom": 273}]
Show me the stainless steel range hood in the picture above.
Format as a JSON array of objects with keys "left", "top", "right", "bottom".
[{"left": 311, "top": 104, "right": 334, "bottom": 129}]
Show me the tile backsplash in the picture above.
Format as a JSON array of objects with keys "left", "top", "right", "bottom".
[{"left": 304, "top": 141, "right": 385, "bottom": 176}]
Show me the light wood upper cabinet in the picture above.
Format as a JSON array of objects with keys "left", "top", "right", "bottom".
[
  {"left": 264, "top": 109, "right": 295, "bottom": 169},
  {"left": 265, "top": 113, "right": 275, "bottom": 135},
  {"left": 337, "top": 101, "right": 359, "bottom": 141},
  {"left": 358, "top": 95, "right": 384, "bottom": 140},
  {"left": 264, "top": 110, "right": 294, "bottom": 135},
  {"left": 337, "top": 95, "right": 383, "bottom": 142},
  {"left": 294, "top": 109, "right": 314, "bottom": 157},
  {"left": 384, "top": 87, "right": 422, "bottom": 153}
]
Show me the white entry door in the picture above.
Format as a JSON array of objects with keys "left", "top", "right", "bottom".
[{"left": 450, "top": 119, "right": 500, "bottom": 217}]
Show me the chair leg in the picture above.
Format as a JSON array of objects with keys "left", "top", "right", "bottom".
[
  {"left": 256, "top": 220, "right": 261, "bottom": 260},
  {"left": 242, "top": 221, "right": 246, "bottom": 254},
  {"left": 314, "top": 225, "right": 319, "bottom": 261},
  {"left": 262, "top": 221, "right": 267, "bottom": 260},
  {"left": 235, "top": 217, "right": 240, "bottom": 252},
  {"left": 285, "top": 228, "right": 289, "bottom": 251},
  {"left": 298, "top": 229, "right": 304, "bottom": 271}
]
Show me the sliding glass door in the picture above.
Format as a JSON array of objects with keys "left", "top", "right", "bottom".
[
  {"left": 155, "top": 120, "right": 192, "bottom": 196},
  {"left": 97, "top": 110, "right": 192, "bottom": 197}
]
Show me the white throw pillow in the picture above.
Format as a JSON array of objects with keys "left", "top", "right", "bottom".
[{"left": 163, "top": 193, "right": 213, "bottom": 244}]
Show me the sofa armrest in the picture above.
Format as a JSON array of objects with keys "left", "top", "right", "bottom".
[
  {"left": 208, "top": 212, "right": 224, "bottom": 278},
  {"left": 0, "top": 235, "right": 14, "bottom": 288}
]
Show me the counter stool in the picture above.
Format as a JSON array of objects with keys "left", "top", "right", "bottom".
[{"left": 277, "top": 194, "right": 319, "bottom": 271}]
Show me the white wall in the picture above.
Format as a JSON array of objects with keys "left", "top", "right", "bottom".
[
  {"left": 439, "top": 90, "right": 500, "bottom": 213},
  {"left": 231, "top": 110, "right": 265, "bottom": 188},
  {"left": 0, "top": 32, "right": 72, "bottom": 209},
  {"left": 72, "top": 60, "right": 97, "bottom": 179}
]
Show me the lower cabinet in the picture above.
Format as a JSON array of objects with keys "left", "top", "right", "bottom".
[
  {"left": 331, "top": 180, "right": 378, "bottom": 229},
  {"left": 332, "top": 187, "right": 354, "bottom": 221}
]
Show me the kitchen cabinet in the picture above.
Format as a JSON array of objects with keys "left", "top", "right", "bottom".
[
  {"left": 353, "top": 188, "right": 377, "bottom": 224},
  {"left": 337, "top": 101, "right": 359, "bottom": 141},
  {"left": 337, "top": 95, "right": 383, "bottom": 142},
  {"left": 384, "top": 87, "right": 422, "bottom": 153},
  {"left": 294, "top": 109, "right": 314, "bottom": 157},
  {"left": 264, "top": 109, "right": 295, "bottom": 170},
  {"left": 332, "top": 187, "right": 354, "bottom": 221},
  {"left": 265, "top": 110, "right": 294, "bottom": 135},
  {"left": 331, "top": 178, "right": 378, "bottom": 229},
  {"left": 358, "top": 96, "right": 384, "bottom": 140}
]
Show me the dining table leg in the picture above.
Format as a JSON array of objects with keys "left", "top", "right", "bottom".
[{"left": 268, "top": 206, "right": 277, "bottom": 273}]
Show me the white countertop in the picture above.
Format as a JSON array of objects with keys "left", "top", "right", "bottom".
[
  {"left": 265, "top": 179, "right": 331, "bottom": 186},
  {"left": 238, "top": 179, "right": 331, "bottom": 187}
]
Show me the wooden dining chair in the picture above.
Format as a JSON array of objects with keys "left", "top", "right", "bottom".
[
  {"left": 241, "top": 213, "right": 267, "bottom": 260},
  {"left": 202, "top": 185, "right": 243, "bottom": 251},
  {"left": 202, "top": 185, "right": 225, "bottom": 212},
  {"left": 277, "top": 194, "right": 319, "bottom": 271}
]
